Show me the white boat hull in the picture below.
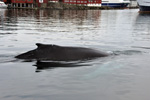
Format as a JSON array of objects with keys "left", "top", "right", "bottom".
[
  {"left": 137, "top": 0, "right": 150, "bottom": 11},
  {"left": 102, "top": 0, "right": 130, "bottom": 8},
  {"left": 0, "top": 1, "right": 7, "bottom": 8}
]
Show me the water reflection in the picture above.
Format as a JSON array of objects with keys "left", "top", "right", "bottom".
[
  {"left": 134, "top": 13, "right": 150, "bottom": 35},
  {"left": 0, "top": 9, "right": 18, "bottom": 33},
  {"left": 0, "top": 9, "right": 6, "bottom": 30},
  {"left": 34, "top": 61, "right": 90, "bottom": 72},
  {"left": 34, "top": 10, "right": 101, "bottom": 24},
  {"left": 132, "top": 13, "right": 150, "bottom": 48},
  {"left": 2, "top": 9, "right": 101, "bottom": 25},
  {"left": 0, "top": 9, "right": 101, "bottom": 37}
]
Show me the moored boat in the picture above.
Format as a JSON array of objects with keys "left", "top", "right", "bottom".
[
  {"left": 102, "top": 0, "right": 130, "bottom": 8},
  {"left": 0, "top": 1, "right": 7, "bottom": 8},
  {"left": 137, "top": 0, "right": 150, "bottom": 12}
]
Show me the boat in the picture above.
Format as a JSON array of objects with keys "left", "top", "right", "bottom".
[
  {"left": 0, "top": 1, "right": 7, "bottom": 8},
  {"left": 137, "top": 0, "right": 150, "bottom": 12},
  {"left": 102, "top": 0, "right": 130, "bottom": 8}
]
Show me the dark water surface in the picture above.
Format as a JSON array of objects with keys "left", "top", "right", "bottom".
[{"left": 0, "top": 9, "right": 150, "bottom": 100}]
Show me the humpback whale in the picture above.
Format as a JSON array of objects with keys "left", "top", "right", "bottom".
[{"left": 15, "top": 43, "right": 109, "bottom": 61}]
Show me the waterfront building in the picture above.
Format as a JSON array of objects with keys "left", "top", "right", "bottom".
[{"left": 3, "top": 0, "right": 101, "bottom": 8}]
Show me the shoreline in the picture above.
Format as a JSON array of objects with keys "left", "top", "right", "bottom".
[{"left": 7, "top": 2, "right": 139, "bottom": 10}]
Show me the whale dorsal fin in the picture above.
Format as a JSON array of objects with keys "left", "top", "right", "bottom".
[
  {"left": 36, "top": 43, "right": 44, "bottom": 48},
  {"left": 36, "top": 43, "right": 59, "bottom": 48}
]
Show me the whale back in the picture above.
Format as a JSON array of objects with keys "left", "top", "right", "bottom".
[{"left": 15, "top": 43, "right": 109, "bottom": 61}]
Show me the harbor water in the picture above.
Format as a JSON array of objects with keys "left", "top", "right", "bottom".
[{"left": 0, "top": 9, "right": 150, "bottom": 100}]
